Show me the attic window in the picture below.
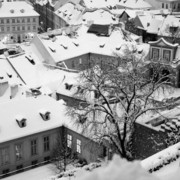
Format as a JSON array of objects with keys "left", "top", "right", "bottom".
[
  {"left": 65, "top": 83, "right": 73, "bottom": 90},
  {"left": 39, "top": 109, "right": 51, "bottom": 121},
  {"left": 15, "top": 115, "right": 27, "bottom": 128},
  {"left": 20, "top": 9, "right": 25, "bottom": 13},
  {"left": 10, "top": 9, "right": 14, "bottom": 13}
]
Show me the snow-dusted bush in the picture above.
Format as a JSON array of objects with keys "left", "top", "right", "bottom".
[
  {"left": 75, "top": 155, "right": 159, "bottom": 180},
  {"left": 142, "top": 143, "right": 180, "bottom": 173}
]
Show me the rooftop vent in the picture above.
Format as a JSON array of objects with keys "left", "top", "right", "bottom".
[
  {"left": 39, "top": 109, "right": 51, "bottom": 121},
  {"left": 15, "top": 115, "right": 27, "bottom": 128}
]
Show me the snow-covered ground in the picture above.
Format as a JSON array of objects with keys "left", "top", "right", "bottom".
[
  {"left": 3, "top": 164, "right": 58, "bottom": 180},
  {"left": 3, "top": 155, "right": 180, "bottom": 180}
]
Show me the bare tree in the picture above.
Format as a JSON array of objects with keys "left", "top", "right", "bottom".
[
  {"left": 67, "top": 49, "right": 175, "bottom": 160},
  {"left": 52, "top": 130, "right": 77, "bottom": 172}
]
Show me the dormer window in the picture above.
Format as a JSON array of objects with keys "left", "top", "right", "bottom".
[
  {"left": 10, "top": 9, "right": 14, "bottom": 13},
  {"left": 15, "top": 115, "right": 27, "bottom": 128},
  {"left": 65, "top": 83, "right": 73, "bottom": 90},
  {"left": 39, "top": 109, "right": 51, "bottom": 121},
  {"left": 169, "top": 26, "right": 178, "bottom": 34}
]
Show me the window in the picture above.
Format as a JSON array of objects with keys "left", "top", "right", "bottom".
[
  {"left": 163, "top": 49, "right": 171, "bottom": 62},
  {"left": 166, "top": 4, "right": 168, "bottom": 9},
  {"left": 1, "top": 27, "right": 4, "bottom": 32},
  {"left": 76, "top": 139, "right": 81, "bottom": 153},
  {"left": 27, "top": 26, "right": 31, "bottom": 30},
  {"left": 152, "top": 48, "right": 160, "bottom": 61},
  {"left": 6, "top": 19, "right": 10, "bottom": 23},
  {"left": 12, "top": 19, "right": 15, "bottom": 23},
  {"left": 22, "top": 26, "right": 25, "bottom": 31},
  {"left": 1, "top": 19, "right": 4, "bottom": 24},
  {"left": 22, "top": 18, "right": 25, "bottom": 23},
  {"left": 162, "top": 3, "right": 164, "bottom": 8},
  {"left": 17, "top": 26, "right": 20, "bottom": 31},
  {"left": 17, "top": 19, "right": 20, "bottom": 23},
  {"left": 7, "top": 27, "right": 10, "bottom": 31},
  {"left": 12, "top": 26, "right": 15, "bottom": 31},
  {"left": 33, "top": 18, "right": 36, "bottom": 22},
  {"left": 178, "top": 3, "right": 180, "bottom": 9},
  {"left": 31, "top": 139, "right": 37, "bottom": 156},
  {"left": 0, "top": 147, "right": 9, "bottom": 165},
  {"left": 43, "top": 136, "right": 50, "bottom": 152},
  {"left": 33, "top": 26, "right": 36, "bottom": 30},
  {"left": 27, "top": 18, "right": 30, "bottom": 23},
  {"left": 67, "top": 134, "right": 72, "bottom": 148},
  {"left": 15, "top": 144, "right": 23, "bottom": 160},
  {"left": 72, "top": 60, "right": 75, "bottom": 68}
]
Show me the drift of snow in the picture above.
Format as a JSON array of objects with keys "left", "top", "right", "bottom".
[{"left": 75, "top": 155, "right": 158, "bottom": 180}]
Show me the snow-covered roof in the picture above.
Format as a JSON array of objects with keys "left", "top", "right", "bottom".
[
  {"left": 116, "top": 0, "right": 152, "bottom": 10},
  {"left": 149, "top": 38, "right": 179, "bottom": 47},
  {"left": 54, "top": 2, "right": 85, "bottom": 25},
  {"left": 7, "top": 50, "right": 79, "bottom": 89},
  {"left": 136, "top": 14, "right": 164, "bottom": 33},
  {"left": 158, "top": 15, "right": 180, "bottom": 37},
  {"left": 33, "top": 24, "right": 146, "bottom": 63},
  {"left": 81, "top": 9, "right": 118, "bottom": 25},
  {"left": 0, "top": 96, "right": 74, "bottom": 143},
  {"left": 0, "top": 1, "right": 39, "bottom": 18},
  {"left": 83, "top": 0, "right": 117, "bottom": 9}
]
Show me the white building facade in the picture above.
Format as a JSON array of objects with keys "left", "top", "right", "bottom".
[{"left": 0, "top": 1, "right": 39, "bottom": 43}]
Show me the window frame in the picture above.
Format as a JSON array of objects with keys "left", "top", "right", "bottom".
[
  {"left": 31, "top": 139, "right": 38, "bottom": 156},
  {"left": 15, "top": 143, "right": 23, "bottom": 161},
  {"left": 0, "top": 147, "right": 10, "bottom": 165},
  {"left": 67, "top": 134, "right": 72, "bottom": 148},
  {"left": 43, "top": 136, "right": 50, "bottom": 152},
  {"left": 76, "top": 139, "right": 81, "bottom": 154}
]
